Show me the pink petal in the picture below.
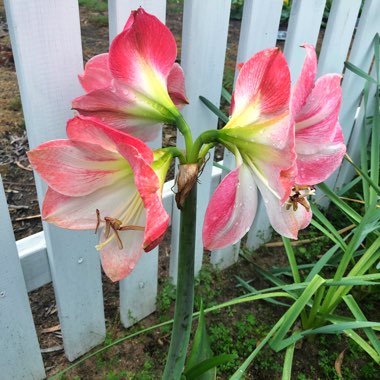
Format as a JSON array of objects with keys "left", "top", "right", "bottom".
[
  {"left": 109, "top": 8, "right": 176, "bottom": 95},
  {"left": 42, "top": 177, "right": 138, "bottom": 229},
  {"left": 79, "top": 53, "right": 113, "bottom": 93},
  {"left": 231, "top": 48, "right": 290, "bottom": 118},
  {"left": 99, "top": 209, "right": 146, "bottom": 282},
  {"left": 102, "top": 126, "right": 169, "bottom": 250},
  {"left": 296, "top": 122, "right": 346, "bottom": 185},
  {"left": 28, "top": 139, "right": 127, "bottom": 197},
  {"left": 167, "top": 63, "right": 189, "bottom": 109},
  {"left": 67, "top": 116, "right": 154, "bottom": 165},
  {"left": 72, "top": 85, "right": 165, "bottom": 142},
  {"left": 221, "top": 115, "right": 297, "bottom": 204},
  {"left": 255, "top": 178, "right": 312, "bottom": 239},
  {"left": 203, "top": 164, "right": 258, "bottom": 250},
  {"left": 291, "top": 44, "right": 317, "bottom": 117},
  {"left": 295, "top": 74, "right": 342, "bottom": 153}
]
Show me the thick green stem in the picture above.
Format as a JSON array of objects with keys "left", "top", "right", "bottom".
[
  {"left": 189, "top": 130, "right": 219, "bottom": 163},
  {"left": 175, "top": 115, "right": 193, "bottom": 162},
  {"left": 162, "top": 183, "right": 197, "bottom": 380}
]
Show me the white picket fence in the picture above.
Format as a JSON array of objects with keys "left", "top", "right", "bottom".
[{"left": 1, "top": 0, "right": 379, "bottom": 378}]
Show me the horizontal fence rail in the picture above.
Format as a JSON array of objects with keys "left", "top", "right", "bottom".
[{"left": 1, "top": 0, "right": 378, "bottom": 378}]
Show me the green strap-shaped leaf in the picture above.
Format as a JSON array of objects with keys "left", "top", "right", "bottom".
[
  {"left": 184, "top": 354, "right": 237, "bottom": 380},
  {"left": 270, "top": 275, "right": 326, "bottom": 351},
  {"left": 185, "top": 301, "right": 215, "bottom": 379},
  {"left": 199, "top": 95, "right": 229, "bottom": 124},
  {"left": 282, "top": 342, "right": 295, "bottom": 380},
  {"left": 344, "top": 295, "right": 380, "bottom": 355},
  {"left": 344, "top": 61, "right": 376, "bottom": 83}
]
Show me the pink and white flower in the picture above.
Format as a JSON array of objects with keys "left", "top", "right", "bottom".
[
  {"left": 272, "top": 44, "right": 346, "bottom": 239},
  {"left": 72, "top": 8, "right": 188, "bottom": 142},
  {"left": 203, "top": 48, "right": 297, "bottom": 250},
  {"left": 28, "top": 116, "right": 171, "bottom": 281}
]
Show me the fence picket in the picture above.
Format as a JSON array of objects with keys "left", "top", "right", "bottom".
[
  {"left": 317, "top": 0, "right": 362, "bottom": 77},
  {"left": 4, "top": 0, "right": 106, "bottom": 360},
  {"left": 0, "top": 177, "right": 46, "bottom": 380},
  {"left": 108, "top": 0, "right": 166, "bottom": 327},
  {"left": 332, "top": 0, "right": 380, "bottom": 189},
  {"left": 108, "top": 0, "right": 166, "bottom": 41},
  {"left": 284, "top": 0, "right": 326, "bottom": 82},
  {"left": 169, "top": 0, "right": 231, "bottom": 281}
]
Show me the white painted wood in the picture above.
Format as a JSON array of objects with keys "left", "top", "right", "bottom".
[
  {"left": 0, "top": 177, "right": 46, "bottom": 380},
  {"left": 246, "top": 193, "right": 273, "bottom": 250},
  {"left": 4, "top": 0, "right": 106, "bottom": 361},
  {"left": 284, "top": 0, "right": 326, "bottom": 82},
  {"left": 317, "top": 0, "right": 362, "bottom": 77},
  {"left": 17, "top": 231, "right": 50, "bottom": 292},
  {"left": 335, "top": 65, "right": 377, "bottom": 188},
  {"left": 236, "top": 0, "right": 283, "bottom": 64},
  {"left": 170, "top": 0, "right": 231, "bottom": 283},
  {"left": 108, "top": 0, "right": 166, "bottom": 41},
  {"left": 330, "top": 0, "right": 380, "bottom": 189},
  {"left": 108, "top": 0, "right": 166, "bottom": 327}
]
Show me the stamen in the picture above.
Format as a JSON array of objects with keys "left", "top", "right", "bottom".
[
  {"left": 94, "top": 198, "right": 145, "bottom": 251},
  {"left": 286, "top": 184, "right": 315, "bottom": 212}
]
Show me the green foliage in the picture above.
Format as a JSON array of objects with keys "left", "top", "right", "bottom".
[
  {"left": 207, "top": 311, "right": 279, "bottom": 375},
  {"left": 194, "top": 264, "right": 222, "bottom": 310},
  {"left": 8, "top": 96, "right": 22, "bottom": 111},
  {"left": 78, "top": 0, "right": 108, "bottom": 12},
  {"left": 222, "top": 67, "right": 235, "bottom": 94},
  {"left": 88, "top": 15, "right": 108, "bottom": 28},
  {"left": 156, "top": 279, "right": 176, "bottom": 317}
]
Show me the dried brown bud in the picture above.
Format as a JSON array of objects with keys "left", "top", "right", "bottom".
[{"left": 175, "top": 163, "right": 199, "bottom": 209}]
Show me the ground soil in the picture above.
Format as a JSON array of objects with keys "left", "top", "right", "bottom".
[{"left": 1, "top": 1, "right": 379, "bottom": 380}]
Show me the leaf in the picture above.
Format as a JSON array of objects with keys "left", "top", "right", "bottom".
[
  {"left": 282, "top": 343, "right": 295, "bottom": 380},
  {"left": 343, "top": 295, "right": 380, "bottom": 355},
  {"left": 199, "top": 96, "right": 229, "bottom": 124},
  {"left": 184, "top": 354, "right": 237, "bottom": 380},
  {"left": 344, "top": 61, "right": 376, "bottom": 83},
  {"left": 185, "top": 301, "right": 215, "bottom": 379},
  {"left": 235, "top": 276, "right": 291, "bottom": 307},
  {"left": 270, "top": 275, "right": 326, "bottom": 351},
  {"left": 335, "top": 349, "right": 346, "bottom": 379},
  {"left": 221, "top": 87, "right": 232, "bottom": 105}
]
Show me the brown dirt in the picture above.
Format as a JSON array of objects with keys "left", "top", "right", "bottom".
[{"left": 1, "top": 1, "right": 379, "bottom": 380}]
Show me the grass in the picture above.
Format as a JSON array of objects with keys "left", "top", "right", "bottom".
[{"left": 78, "top": 0, "right": 108, "bottom": 12}]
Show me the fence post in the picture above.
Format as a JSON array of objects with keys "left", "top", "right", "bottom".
[
  {"left": 0, "top": 177, "right": 46, "bottom": 379},
  {"left": 4, "top": 0, "right": 106, "bottom": 360}
]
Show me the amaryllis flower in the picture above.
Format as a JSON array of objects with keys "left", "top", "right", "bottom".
[
  {"left": 72, "top": 8, "right": 188, "bottom": 142},
  {"left": 28, "top": 116, "right": 171, "bottom": 281},
  {"left": 270, "top": 44, "right": 346, "bottom": 239},
  {"left": 203, "top": 48, "right": 297, "bottom": 250}
]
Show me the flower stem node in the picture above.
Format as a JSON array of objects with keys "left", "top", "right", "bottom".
[{"left": 175, "top": 164, "right": 199, "bottom": 210}]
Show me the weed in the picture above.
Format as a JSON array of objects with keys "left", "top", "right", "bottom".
[
  {"left": 78, "top": 0, "right": 107, "bottom": 12},
  {"left": 8, "top": 96, "right": 22, "bottom": 111},
  {"left": 88, "top": 15, "right": 108, "bottom": 28},
  {"left": 156, "top": 279, "right": 176, "bottom": 318},
  {"left": 194, "top": 264, "right": 222, "bottom": 309}
]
